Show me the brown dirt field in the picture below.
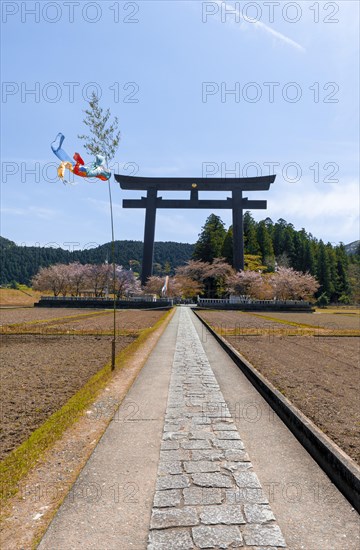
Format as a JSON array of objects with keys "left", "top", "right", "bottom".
[
  {"left": 0, "top": 308, "right": 169, "bottom": 460},
  {"left": 0, "top": 308, "right": 103, "bottom": 325},
  {"left": 197, "top": 311, "right": 360, "bottom": 464},
  {"left": 251, "top": 311, "right": 360, "bottom": 331},
  {"left": 0, "top": 309, "right": 166, "bottom": 336},
  {"left": 0, "top": 334, "right": 134, "bottom": 460},
  {"left": 198, "top": 310, "right": 296, "bottom": 330},
  {"left": 0, "top": 309, "right": 174, "bottom": 550},
  {"left": 198, "top": 310, "right": 360, "bottom": 336},
  {"left": 32, "top": 309, "right": 167, "bottom": 334}
]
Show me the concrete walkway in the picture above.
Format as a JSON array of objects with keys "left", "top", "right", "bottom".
[{"left": 38, "top": 307, "right": 359, "bottom": 550}]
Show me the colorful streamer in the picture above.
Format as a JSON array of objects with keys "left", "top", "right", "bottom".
[{"left": 51, "top": 133, "right": 111, "bottom": 184}]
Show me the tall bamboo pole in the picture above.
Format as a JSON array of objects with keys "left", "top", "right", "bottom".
[{"left": 108, "top": 178, "right": 116, "bottom": 370}]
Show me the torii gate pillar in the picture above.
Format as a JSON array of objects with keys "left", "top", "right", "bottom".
[
  {"left": 143, "top": 189, "right": 157, "bottom": 285},
  {"left": 232, "top": 189, "right": 244, "bottom": 272}
]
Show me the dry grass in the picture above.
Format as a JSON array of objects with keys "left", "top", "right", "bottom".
[{"left": 0, "top": 288, "right": 43, "bottom": 307}]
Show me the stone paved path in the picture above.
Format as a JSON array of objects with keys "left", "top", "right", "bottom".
[{"left": 148, "top": 308, "right": 287, "bottom": 549}]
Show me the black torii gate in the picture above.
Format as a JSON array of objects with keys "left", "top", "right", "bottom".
[{"left": 115, "top": 174, "right": 276, "bottom": 286}]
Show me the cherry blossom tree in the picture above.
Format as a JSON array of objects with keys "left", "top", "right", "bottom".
[
  {"left": 66, "top": 262, "right": 87, "bottom": 296},
  {"left": 113, "top": 265, "right": 140, "bottom": 298},
  {"left": 32, "top": 262, "right": 140, "bottom": 298},
  {"left": 144, "top": 275, "right": 202, "bottom": 299},
  {"left": 269, "top": 267, "right": 319, "bottom": 300},
  {"left": 175, "top": 260, "right": 212, "bottom": 283},
  {"left": 173, "top": 276, "right": 203, "bottom": 299},
  {"left": 144, "top": 276, "right": 167, "bottom": 297},
  {"left": 32, "top": 264, "right": 69, "bottom": 296},
  {"left": 227, "top": 267, "right": 319, "bottom": 301},
  {"left": 206, "top": 258, "right": 235, "bottom": 297},
  {"left": 176, "top": 259, "right": 234, "bottom": 298},
  {"left": 144, "top": 276, "right": 182, "bottom": 298},
  {"left": 227, "top": 270, "right": 269, "bottom": 299},
  {"left": 84, "top": 263, "right": 112, "bottom": 297}
]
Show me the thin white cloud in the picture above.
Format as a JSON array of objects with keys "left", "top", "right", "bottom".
[
  {"left": 252, "top": 19, "right": 305, "bottom": 53},
  {"left": 270, "top": 180, "right": 358, "bottom": 218},
  {"left": 1, "top": 207, "right": 25, "bottom": 216},
  {"left": 1, "top": 206, "right": 58, "bottom": 221},
  {"left": 86, "top": 197, "right": 122, "bottom": 215},
  {"left": 214, "top": 1, "right": 305, "bottom": 53},
  {"left": 267, "top": 179, "right": 359, "bottom": 243}
]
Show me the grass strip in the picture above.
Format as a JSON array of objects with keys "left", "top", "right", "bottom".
[
  {"left": 315, "top": 308, "right": 360, "bottom": 315},
  {"left": 213, "top": 328, "right": 313, "bottom": 337},
  {"left": 248, "top": 312, "right": 323, "bottom": 329},
  {"left": 209, "top": 325, "right": 359, "bottom": 338},
  {"left": 0, "top": 308, "right": 173, "bottom": 503},
  {"left": 0, "top": 329, "right": 141, "bottom": 337}
]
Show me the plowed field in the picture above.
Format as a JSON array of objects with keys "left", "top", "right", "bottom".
[
  {"left": 0, "top": 308, "right": 168, "bottom": 459},
  {"left": 197, "top": 310, "right": 360, "bottom": 464}
]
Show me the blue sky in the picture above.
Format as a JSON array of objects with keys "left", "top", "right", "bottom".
[{"left": 1, "top": 0, "right": 359, "bottom": 250}]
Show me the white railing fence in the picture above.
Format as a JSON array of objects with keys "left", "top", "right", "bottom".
[{"left": 197, "top": 297, "right": 310, "bottom": 306}]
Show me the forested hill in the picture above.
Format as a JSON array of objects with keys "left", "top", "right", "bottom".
[{"left": 0, "top": 237, "right": 194, "bottom": 285}]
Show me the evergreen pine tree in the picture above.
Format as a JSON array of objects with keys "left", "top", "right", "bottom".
[
  {"left": 303, "top": 240, "right": 316, "bottom": 275},
  {"left": 283, "top": 226, "right": 296, "bottom": 266},
  {"left": 273, "top": 218, "right": 287, "bottom": 256},
  {"left": 257, "top": 220, "right": 274, "bottom": 270},
  {"left": 243, "top": 212, "right": 260, "bottom": 255},
  {"left": 192, "top": 214, "right": 227, "bottom": 263},
  {"left": 335, "top": 244, "right": 350, "bottom": 300},
  {"left": 264, "top": 217, "right": 274, "bottom": 238},
  {"left": 316, "top": 241, "right": 332, "bottom": 299},
  {"left": 291, "top": 232, "right": 304, "bottom": 271},
  {"left": 221, "top": 226, "right": 233, "bottom": 266},
  {"left": 326, "top": 243, "right": 338, "bottom": 301}
]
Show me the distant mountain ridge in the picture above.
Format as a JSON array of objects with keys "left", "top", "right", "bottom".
[
  {"left": 344, "top": 240, "right": 360, "bottom": 255},
  {"left": 0, "top": 237, "right": 194, "bottom": 285}
]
